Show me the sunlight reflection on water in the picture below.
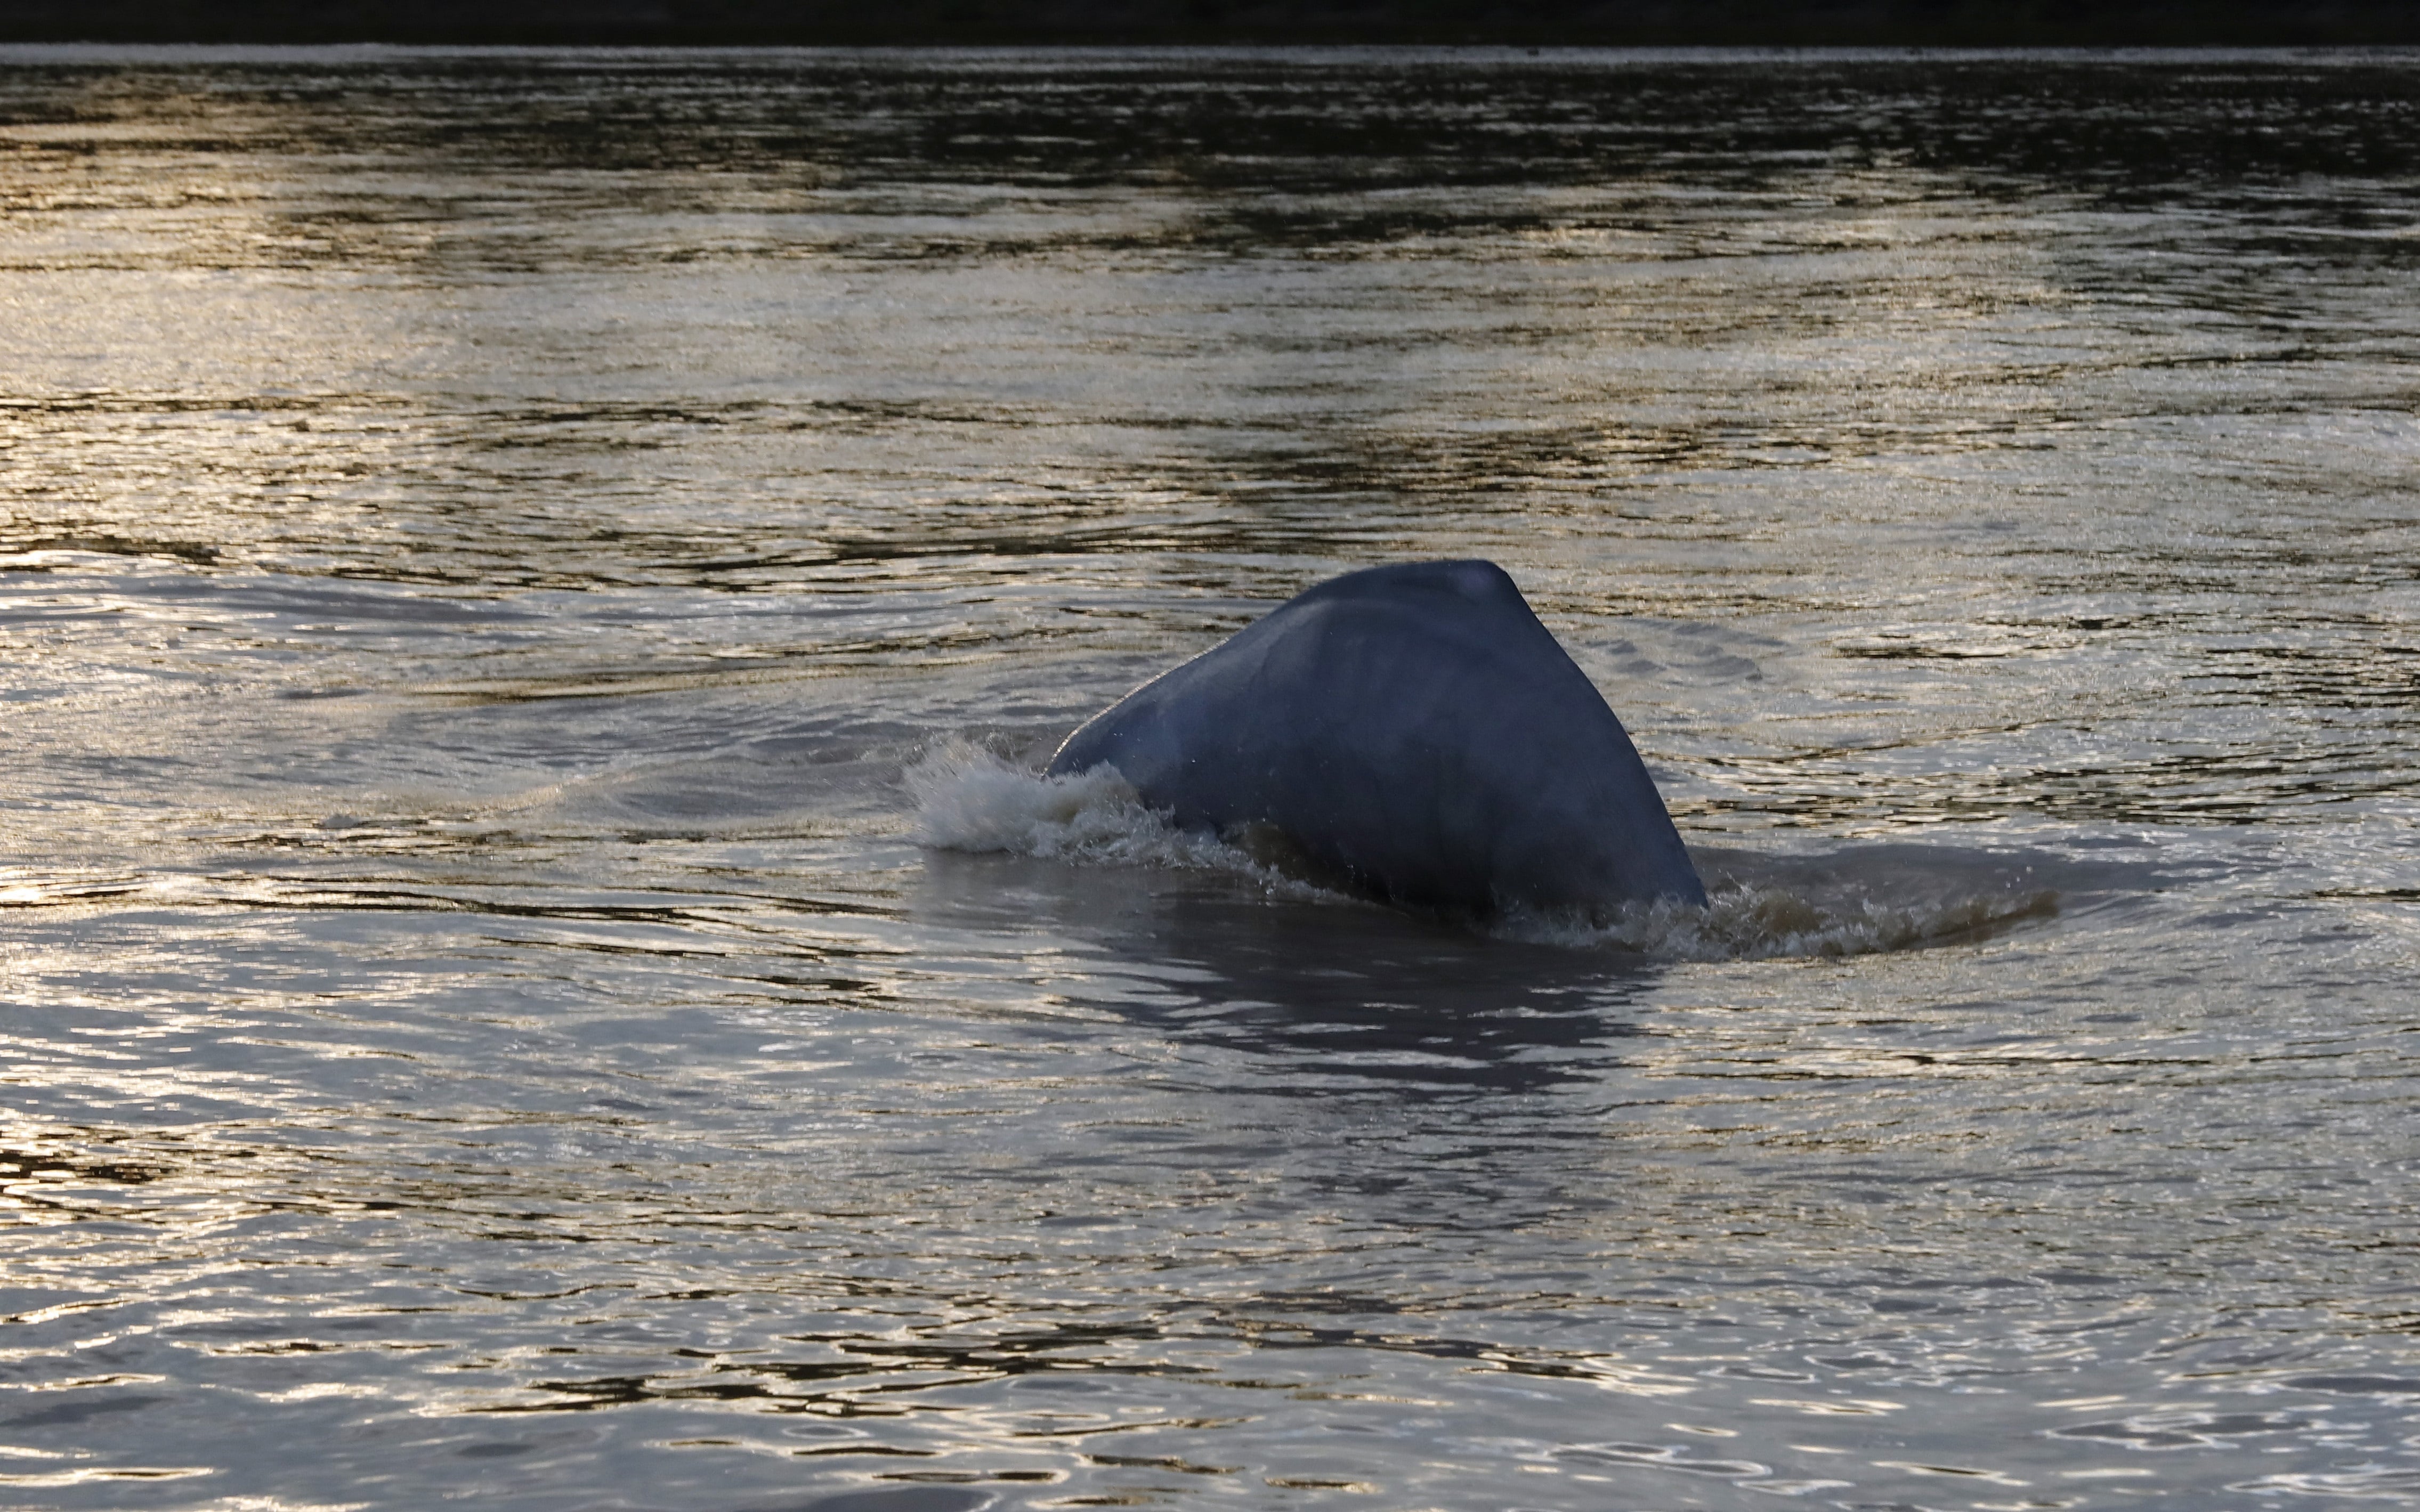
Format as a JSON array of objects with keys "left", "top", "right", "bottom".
[{"left": 3, "top": 44, "right": 2419, "bottom": 1512}]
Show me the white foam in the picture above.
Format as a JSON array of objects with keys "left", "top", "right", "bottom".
[{"left": 906, "top": 739, "right": 2056, "bottom": 961}]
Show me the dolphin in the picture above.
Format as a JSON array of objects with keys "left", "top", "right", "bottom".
[{"left": 1046, "top": 559, "right": 1706, "bottom": 914}]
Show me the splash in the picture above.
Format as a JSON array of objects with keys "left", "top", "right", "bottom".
[
  {"left": 905, "top": 738, "right": 1342, "bottom": 902},
  {"left": 907, "top": 739, "right": 2056, "bottom": 960}
]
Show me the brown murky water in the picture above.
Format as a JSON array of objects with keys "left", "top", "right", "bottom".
[{"left": 3, "top": 45, "right": 2419, "bottom": 1511}]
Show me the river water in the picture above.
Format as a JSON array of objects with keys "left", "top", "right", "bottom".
[{"left": 3, "top": 44, "right": 2418, "bottom": 1511}]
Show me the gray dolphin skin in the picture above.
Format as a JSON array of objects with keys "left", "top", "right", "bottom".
[{"left": 1046, "top": 559, "right": 1707, "bottom": 914}]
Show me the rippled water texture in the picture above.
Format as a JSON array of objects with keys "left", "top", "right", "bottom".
[{"left": 4, "top": 45, "right": 2420, "bottom": 1511}]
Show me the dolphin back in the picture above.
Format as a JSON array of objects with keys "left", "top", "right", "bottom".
[{"left": 1046, "top": 559, "right": 1706, "bottom": 912}]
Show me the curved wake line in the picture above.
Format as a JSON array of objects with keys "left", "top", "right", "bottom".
[
  {"left": 907, "top": 740, "right": 2056, "bottom": 962},
  {"left": 1496, "top": 885, "right": 2057, "bottom": 962}
]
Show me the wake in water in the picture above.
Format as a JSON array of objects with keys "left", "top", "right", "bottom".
[{"left": 907, "top": 739, "right": 2057, "bottom": 961}]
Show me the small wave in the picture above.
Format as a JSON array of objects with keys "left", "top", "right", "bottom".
[
  {"left": 1498, "top": 883, "right": 2058, "bottom": 962},
  {"left": 905, "top": 739, "right": 2056, "bottom": 961}
]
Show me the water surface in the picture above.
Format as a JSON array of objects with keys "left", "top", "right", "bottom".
[{"left": 3, "top": 45, "right": 2419, "bottom": 1511}]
